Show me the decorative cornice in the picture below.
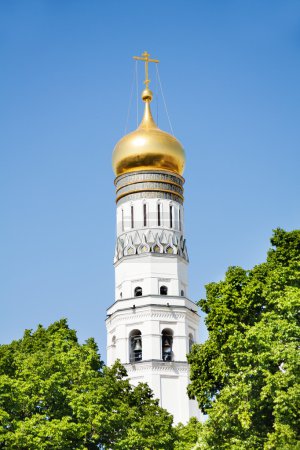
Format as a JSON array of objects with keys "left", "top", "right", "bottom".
[
  {"left": 115, "top": 170, "right": 185, "bottom": 187},
  {"left": 117, "top": 190, "right": 184, "bottom": 205},
  {"left": 116, "top": 187, "right": 184, "bottom": 204},
  {"left": 107, "top": 294, "right": 198, "bottom": 310},
  {"left": 115, "top": 170, "right": 185, "bottom": 205},
  {"left": 116, "top": 178, "right": 183, "bottom": 194},
  {"left": 124, "top": 359, "right": 190, "bottom": 374},
  {"left": 108, "top": 311, "right": 185, "bottom": 322},
  {"left": 106, "top": 308, "right": 200, "bottom": 328}
]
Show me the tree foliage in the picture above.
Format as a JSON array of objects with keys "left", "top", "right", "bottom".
[
  {"left": 173, "top": 417, "right": 202, "bottom": 450},
  {"left": 0, "top": 319, "right": 175, "bottom": 449},
  {"left": 188, "top": 228, "right": 300, "bottom": 449}
]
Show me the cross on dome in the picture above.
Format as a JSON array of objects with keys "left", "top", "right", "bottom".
[{"left": 133, "top": 51, "right": 159, "bottom": 89}]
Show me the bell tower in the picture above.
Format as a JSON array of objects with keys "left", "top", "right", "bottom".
[{"left": 106, "top": 53, "right": 201, "bottom": 424}]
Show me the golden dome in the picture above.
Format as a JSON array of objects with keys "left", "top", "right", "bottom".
[{"left": 112, "top": 88, "right": 185, "bottom": 177}]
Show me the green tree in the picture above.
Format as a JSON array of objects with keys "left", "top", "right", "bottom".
[
  {"left": 0, "top": 319, "right": 175, "bottom": 449},
  {"left": 173, "top": 417, "right": 202, "bottom": 450},
  {"left": 188, "top": 229, "right": 300, "bottom": 449}
]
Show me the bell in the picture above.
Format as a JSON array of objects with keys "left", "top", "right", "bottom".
[
  {"left": 163, "top": 338, "right": 171, "bottom": 347},
  {"left": 133, "top": 339, "right": 142, "bottom": 352}
]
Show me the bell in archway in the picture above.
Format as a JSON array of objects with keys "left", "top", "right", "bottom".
[
  {"left": 133, "top": 338, "right": 142, "bottom": 352},
  {"left": 163, "top": 338, "right": 171, "bottom": 348},
  {"left": 163, "top": 337, "right": 172, "bottom": 352}
]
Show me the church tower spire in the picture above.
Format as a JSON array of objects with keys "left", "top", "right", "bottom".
[{"left": 106, "top": 53, "right": 201, "bottom": 424}]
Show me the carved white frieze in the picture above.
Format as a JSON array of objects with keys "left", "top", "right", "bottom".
[
  {"left": 114, "top": 228, "right": 189, "bottom": 263},
  {"left": 124, "top": 360, "right": 190, "bottom": 374}
]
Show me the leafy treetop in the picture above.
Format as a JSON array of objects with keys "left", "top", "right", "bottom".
[
  {"left": 188, "top": 228, "right": 300, "bottom": 449},
  {"left": 0, "top": 319, "right": 176, "bottom": 449}
]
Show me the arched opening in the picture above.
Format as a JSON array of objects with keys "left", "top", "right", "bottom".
[
  {"left": 129, "top": 329, "right": 142, "bottom": 362},
  {"left": 143, "top": 203, "right": 147, "bottom": 227},
  {"left": 169, "top": 204, "right": 173, "bottom": 228},
  {"left": 134, "top": 286, "right": 142, "bottom": 297},
  {"left": 189, "top": 333, "right": 194, "bottom": 353},
  {"left": 121, "top": 209, "right": 124, "bottom": 232},
  {"left": 131, "top": 205, "right": 134, "bottom": 229},
  {"left": 160, "top": 285, "right": 168, "bottom": 296},
  {"left": 157, "top": 202, "right": 161, "bottom": 226},
  {"left": 179, "top": 208, "right": 181, "bottom": 231},
  {"left": 181, "top": 289, "right": 184, "bottom": 297},
  {"left": 120, "top": 292, "right": 123, "bottom": 299},
  {"left": 162, "top": 328, "right": 173, "bottom": 361}
]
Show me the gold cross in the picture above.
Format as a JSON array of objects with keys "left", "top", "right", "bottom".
[{"left": 133, "top": 51, "right": 159, "bottom": 89}]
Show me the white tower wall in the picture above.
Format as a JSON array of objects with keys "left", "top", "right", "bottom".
[{"left": 106, "top": 169, "right": 201, "bottom": 424}]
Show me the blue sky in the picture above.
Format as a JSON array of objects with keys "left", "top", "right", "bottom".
[{"left": 1, "top": 1, "right": 299, "bottom": 359}]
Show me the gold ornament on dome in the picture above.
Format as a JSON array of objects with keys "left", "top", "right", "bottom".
[{"left": 112, "top": 52, "right": 186, "bottom": 177}]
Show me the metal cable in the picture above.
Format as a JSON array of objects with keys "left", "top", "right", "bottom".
[
  {"left": 155, "top": 64, "right": 174, "bottom": 135},
  {"left": 155, "top": 63, "right": 159, "bottom": 125},
  {"left": 124, "top": 62, "right": 136, "bottom": 134},
  {"left": 135, "top": 60, "right": 139, "bottom": 127}
]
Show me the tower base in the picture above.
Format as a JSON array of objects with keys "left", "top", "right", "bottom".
[{"left": 125, "top": 359, "right": 201, "bottom": 424}]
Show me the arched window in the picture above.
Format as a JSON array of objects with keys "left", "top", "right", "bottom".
[
  {"left": 162, "top": 328, "right": 173, "bottom": 361},
  {"left": 181, "top": 289, "right": 184, "bottom": 297},
  {"left": 120, "top": 292, "right": 122, "bottom": 299},
  {"left": 189, "top": 333, "right": 194, "bottom": 353},
  {"left": 143, "top": 203, "right": 147, "bottom": 227},
  {"left": 121, "top": 209, "right": 124, "bottom": 232},
  {"left": 134, "top": 286, "right": 142, "bottom": 297},
  {"left": 160, "top": 285, "right": 168, "bottom": 295},
  {"left": 131, "top": 205, "right": 134, "bottom": 229},
  {"left": 129, "top": 329, "right": 142, "bottom": 362},
  {"left": 179, "top": 208, "right": 181, "bottom": 232},
  {"left": 112, "top": 335, "right": 116, "bottom": 346},
  {"left": 157, "top": 202, "right": 161, "bottom": 226},
  {"left": 169, "top": 204, "right": 173, "bottom": 228}
]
